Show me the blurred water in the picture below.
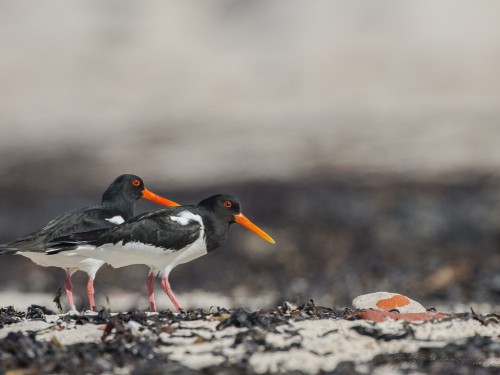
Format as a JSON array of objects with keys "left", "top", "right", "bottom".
[{"left": 0, "top": 1, "right": 499, "bottom": 188}]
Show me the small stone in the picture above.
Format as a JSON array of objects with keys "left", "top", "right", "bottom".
[{"left": 352, "top": 292, "right": 426, "bottom": 313}]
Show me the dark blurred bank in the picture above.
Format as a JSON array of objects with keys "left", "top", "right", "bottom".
[{"left": 1, "top": 169, "right": 499, "bottom": 309}]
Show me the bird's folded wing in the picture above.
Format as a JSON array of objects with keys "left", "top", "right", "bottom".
[{"left": 47, "top": 209, "right": 202, "bottom": 254}]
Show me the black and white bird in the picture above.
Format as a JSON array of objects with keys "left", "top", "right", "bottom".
[
  {"left": 47, "top": 194, "right": 275, "bottom": 312},
  {"left": 0, "top": 174, "right": 179, "bottom": 311}
]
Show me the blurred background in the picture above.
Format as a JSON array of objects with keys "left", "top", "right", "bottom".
[{"left": 0, "top": 0, "right": 499, "bottom": 312}]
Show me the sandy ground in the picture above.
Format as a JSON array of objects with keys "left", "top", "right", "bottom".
[
  {"left": 1, "top": 296, "right": 500, "bottom": 374},
  {"left": 0, "top": 289, "right": 279, "bottom": 313}
]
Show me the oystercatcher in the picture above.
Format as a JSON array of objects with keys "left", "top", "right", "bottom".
[
  {"left": 0, "top": 174, "right": 179, "bottom": 311},
  {"left": 47, "top": 194, "right": 275, "bottom": 312}
]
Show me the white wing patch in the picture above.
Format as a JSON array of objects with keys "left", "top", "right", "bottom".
[
  {"left": 170, "top": 216, "right": 190, "bottom": 225},
  {"left": 170, "top": 211, "right": 203, "bottom": 226},
  {"left": 105, "top": 216, "right": 125, "bottom": 224}
]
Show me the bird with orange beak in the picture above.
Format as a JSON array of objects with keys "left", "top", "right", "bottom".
[
  {"left": 0, "top": 174, "right": 179, "bottom": 311},
  {"left": 48, "top": 194, "right": 275, "bottom": 312}
]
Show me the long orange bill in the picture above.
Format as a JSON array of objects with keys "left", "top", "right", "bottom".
[
  {"left": 234, "top": 213, "right": 276, "bottom": 244},
  {"left": 142, "top": 189, "right": 180, "bottom": 207}
]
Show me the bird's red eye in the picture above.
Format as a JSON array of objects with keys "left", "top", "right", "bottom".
[
  {"left": 224, "top": 200, "right": 232, "bottom": 208},
  {"left": 132, "top": 179, "right": 141, "bottom": 187}
]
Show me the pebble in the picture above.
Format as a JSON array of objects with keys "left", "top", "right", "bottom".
[{"left": 352, "top": 292, "right": 426, "bottom": 313}]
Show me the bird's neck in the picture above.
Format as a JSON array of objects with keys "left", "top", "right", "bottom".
[
  {"left": 101, "top": 197, "right": 135, "bottom": 220},
  {"left": 200, "top": 212, "right": 230, "bottom": 252}
]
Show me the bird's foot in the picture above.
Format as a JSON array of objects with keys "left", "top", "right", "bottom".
[
  {"left": 64, "top": 306, "right": 80, "bottom": 315},
  {"left": 175, "top": 308, "right": 187, "bottom": 317}
]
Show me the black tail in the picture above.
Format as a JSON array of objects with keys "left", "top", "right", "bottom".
[
  {"left": 0, "top": 246, "right": 19, "bottom": 256},
  {"left": 46, "top": 228, "right": 107, "bottom": 255},
  {"left": 46, "top": 235, "right": 87, "bottom": 254},
  {"left": 45, "top": 242, "right": 82, "bottom": 254}
]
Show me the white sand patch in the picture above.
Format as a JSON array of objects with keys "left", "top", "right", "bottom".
[
  {"left": 0, "top": 289, "right": 235, "bottom": 313},
  {"left": 0, "top": 314, "right": 102, "bottom": 345},
  {"left": 0, "top": 291, "right": 57, "bottom": 311}
]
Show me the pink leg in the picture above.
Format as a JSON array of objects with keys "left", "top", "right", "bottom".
[
  {"left": 86, "top": 277, "right": 95, "bottom": 311},
  {"left": 64, "top": 270, "right": 76, "bottom": 310},
  {"left": 147, "top": 272, "right": 157, "bottom": 312},
  {"left": 160, "top": 276, "right": 184, "bottom": 312}
]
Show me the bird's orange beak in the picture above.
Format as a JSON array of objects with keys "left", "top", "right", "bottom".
[
  {"left": 142, "top": 189, "right": 180, "bottom": 207},
  {"left": 234, "top": 213, "right": 275, "bottom": 244}
]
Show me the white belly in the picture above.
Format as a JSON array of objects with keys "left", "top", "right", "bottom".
[
  {"left": 19, "top": 251, "right": 105, "bottom": 277},
  {"left": 71, "top": 236, "right": 208, "bottom": 276},
  {"left": 53, "top": 211, "right": 208, "bottom": 276}
]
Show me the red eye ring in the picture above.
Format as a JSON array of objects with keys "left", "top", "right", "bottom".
[
  {"left": 223, "top": 200, "right": 232, "bottom": 208},
  {"left": 132, "top": 179, "right": 141, "bottom": 187}
]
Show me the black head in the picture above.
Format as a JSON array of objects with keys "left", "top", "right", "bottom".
[
  {"left": 198, "top": 194, "right": 242, "bottom": 224},
  {"left": 102, "top": 174, "right": 179, "bottom": 212},
  {"left": 102, "top": 174, "right": 145, "bottom": 203},
  {"left": 198, "top": 194, "right": 275, "bottom": 244}
]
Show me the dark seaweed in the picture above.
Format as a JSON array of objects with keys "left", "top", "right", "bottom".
[
  {"left": 0, "top": 306, "right": 25, "bottom": 328},
  {"left": 26, "top": 305, "right": 55, "bottom": 321},
  {"left": 0, "top": 302, "right": 499, "bottom": 374},
  {"left": 351, "top": 325, "right": 415, "bottom": 341}
]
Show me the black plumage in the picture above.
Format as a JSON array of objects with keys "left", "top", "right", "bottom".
[
  {"left": 48, "top": 194, "right": 275, "bottom": 312},
  {"left": 0, "top": 174, "right": 178, "bottom": 310}
]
